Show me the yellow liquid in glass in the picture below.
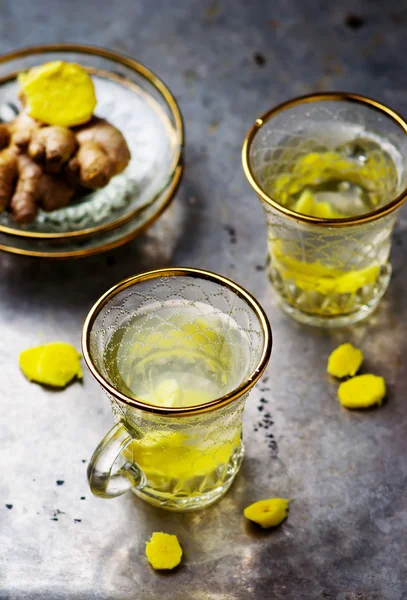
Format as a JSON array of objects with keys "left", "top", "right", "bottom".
[
  {"left": 267, "top": 140, "right": 401, "bottom": 317},
  {"left": 104, "top": 310, "right": 245, "bottom": 498},
  {"left": 272, "top": 143, "right": 400, "bottom": 218}
]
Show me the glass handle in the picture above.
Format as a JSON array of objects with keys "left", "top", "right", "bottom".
[{"left": 87, "top": 422, "right": 144, "bottom": 499}]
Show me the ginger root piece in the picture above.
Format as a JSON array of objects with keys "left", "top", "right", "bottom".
[
  {"left": 68, "top": 117, "right": 131, "bottom": 189},
  {"left": 8, "top": 112, "right": 41, "bottom": 150},
  {"left": 338, "top": 374, "right": 386, "bottom": 409},
  {"left": 0, "top": 114, "right": 130, "bottom": 223},
  {"left": 244, "top": 498, "right": 290, "bottom": 528},
  {"left": 0, "top": 148, "right": 18, "bottom": 211},
  {"left": 0, "top": 123, "right": 11, "bottom": 150},
  {"left": 0, "top": 117, "right": 75, "bottom": 221},
  {"left": 11, "top": 154, "right": 43, "bottom": 224},
  {"left": 18, "top": 61, "right": 96, "bottom": 127},
  {"left": 68, "top": 140, "right": 112, "bottom": 189},
  {"left": 20, "top": 342, "right": 82, "bottom": 388},
  {"left": 29, "top": 125, "right": 77, "bottom": 173},
  {"left": 39, "top": 174, "right": 74, "bottom": 212},
  {"left": 145, "top": 533, "right": 183, "bottom": 570},
  {"left": 9, "top": 154, "right": 74, "bottom": 222},
  {"left": 0, "top": 60, "right": 130, "bottom": 224},
  {"left": 327, "top": 343, "right": 364, "bottom": 378}
]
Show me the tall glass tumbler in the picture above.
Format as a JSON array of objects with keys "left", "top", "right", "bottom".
[
  {"left": 243, "top": 93, "right": 407, "bottom": 327},
  {"left": 82, "top": 268, "right": 272, "bottom": 511}
]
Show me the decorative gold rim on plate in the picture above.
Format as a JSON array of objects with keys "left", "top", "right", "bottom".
[
  {"left": 0, "top": 163, "right": 182, "bottom": 258},
  {"left": 0, "top": 43, "right": 184, "bottom": 239},
  {"left": 82, "top": 267, "right": 272, "bottom": 417},
  {"left": 242, "top": 92, "right": 407, "bottom": 227}
]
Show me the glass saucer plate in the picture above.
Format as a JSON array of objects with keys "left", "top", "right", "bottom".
[
  {"left": 0, "top": 163, "right": 182, "bottom": 258},
  {"left": 0, "top": 44, "right": 183, "bottom": 240}
]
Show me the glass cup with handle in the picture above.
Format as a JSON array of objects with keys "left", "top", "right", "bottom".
[
  {"left": 82, "top": 267, "right": 272, "bottom": 511},
  {"left": 242, "top": 92, "right": 407, "bottom": 327}
]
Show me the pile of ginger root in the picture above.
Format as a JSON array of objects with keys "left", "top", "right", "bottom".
[{"left": 0, "top": 112, "right": 131, "bottom": 224}]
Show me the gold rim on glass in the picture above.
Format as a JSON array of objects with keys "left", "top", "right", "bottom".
[
  {"left": 0, "top": 43, "right": 184, "bottom": 240},
  {"left": 0, "top": 163, "right": 182, "bottom": 259},
  {"left": 242, "top": 92, "right": 407, "bottom": 227},
  {"left": 82, "top": 267, "right": 272, "bottom": 417}
]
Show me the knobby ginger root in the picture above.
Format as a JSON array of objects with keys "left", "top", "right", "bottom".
[
  {"left": 29, "top": 125, "right": 77, "bottom": 173},
  {"left": 145, "top": 533, "right": 183, "bottom": 570},
  {"left": 67, "top": 140, "right": 111, "bottom": 189},
  {"left": 0, "top": 114, "right": 40, "bottom": 153},
  {"left": 0, "top": 115, "right": 127, "bottom": 223},
  {"left": 20, "top": 342, "right": 82, "bottom": 388},
  {"left": 0, "top": 59, "right": 131, "bottom": 224},
  {"left": 6, "top": 153, "right": 75, "bottom": 224},
  {"left": 11, "top": 154, "right": 43, "bottom": 224},
  {"left": 8, "top": 113, "right": 41, "bottom": 150},
  {"left": 67, "top": 117, "right": 131, "bottom": 189},
  {"left": 39, "top": 174, "right": 73, "bottom": 212},
  {"left": 18, "top": 61, "right": 96, "bottom": 127},
  {"left": 14, "top": 114, "right": 129, "bottom": 189},
  {"left": 244, "top": 498, "right": 290, "bottom": 528},
  {"left": 327, "top": 343, "right": 364, "bottom": 378},
  {"left": 0, "top": 123, "right": 10, "bottom": 150},
  {"left": 0, "top": 148, "right": 18, "bottom": 211}
]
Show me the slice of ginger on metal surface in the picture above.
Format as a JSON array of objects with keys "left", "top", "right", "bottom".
[
  {"left": 145, "top": 532, "right": 183, "bottom": 570},
  {"left": 244, "top": 498, "right": 290, "bottom": 528},
  {"left": 19, "top": 345, "right": 46, "bottom": 382},
  {"left": 327, "top": 343, "right": 364, "bottom": 378},
  {"left": 19, "top": 342, "right": 82, "bottom": 388},
  {"left": 338, "top": 374, "right": 386, "bottom": 409}
]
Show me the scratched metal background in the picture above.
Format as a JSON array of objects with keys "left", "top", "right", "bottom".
[{"left": 0, "top": 0, "right": 407, "bottom": 598}]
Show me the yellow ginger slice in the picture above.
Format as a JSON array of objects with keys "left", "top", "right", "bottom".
[
  {"left": 244, "top": 498, "right": 290, "bottom": 528},
  {"left": 293, "top": 189, "right": 343, "bottom": 219},
  {"left": 19, "top": 61, "right": 96, "bottom": 127},
  {"left": 19, "top": 342, "right": 82, "bottom": 388},
  {"left": 271, "top": 241, "right": 380, "bottom": 297},
  {"left": 327, "top": 343, "right": 364, "bottom": 378},
  {"left": 145, "top": 532, "right": 183, "bottom": 570},
  {"left": 292, "top": 188, "right": 315, "bottom": 215},
  {"left": 338, "top": 374, "right": 386, "bottom": 409},
  {"left": 153, "top": 378, "right": 183, "bottom": 408},
  {"left": 19, "top": 345, "right": 46, "bottom": 382}
]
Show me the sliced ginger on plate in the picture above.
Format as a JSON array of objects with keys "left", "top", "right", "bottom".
[{"left": 18, "top": 61, "right": 96, "bottom": 127}]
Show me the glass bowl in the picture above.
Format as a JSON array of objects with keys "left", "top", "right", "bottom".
[
  {"left": 0, "top": 44, "right": 183, "bottom": 240},
  {"left": 0, "top": 163, "right": 182, "bottom": 258}
]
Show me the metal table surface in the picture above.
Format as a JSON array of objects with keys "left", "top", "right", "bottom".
[{"left": 1, "top": 1, "right": 407, "bottom": 598}]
